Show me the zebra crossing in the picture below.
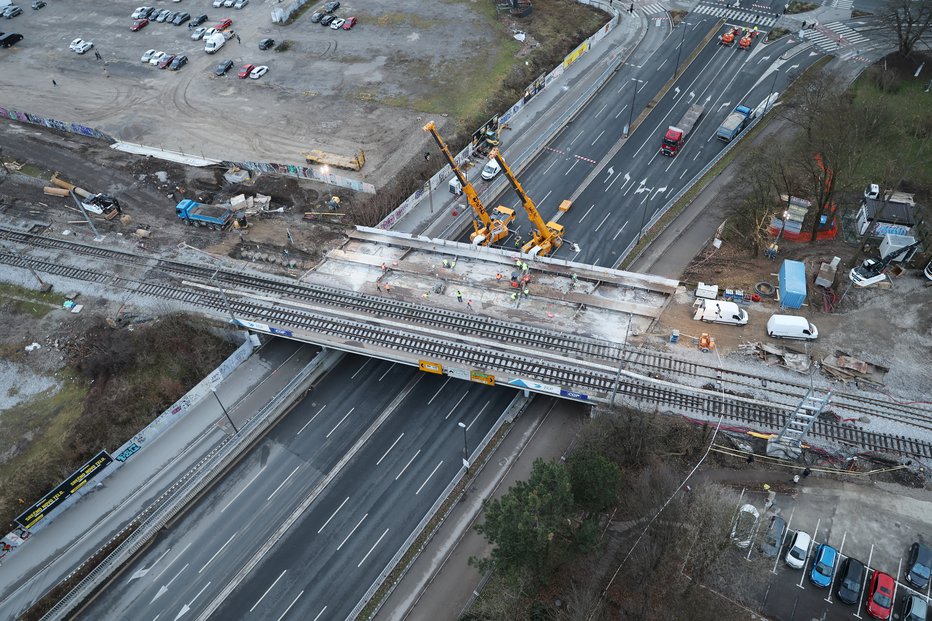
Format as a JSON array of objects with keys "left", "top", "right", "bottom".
[
  {"left": 692, "top": 4, "right": 778, "bottom": 27},
  {"left": 639, "top": 3, "right": 667, "bottom": 16},
  {"left": 831, "top": 0, "right": 854, "bottom": 11},
  {"left": 801, "top": 21, "right": 870, "bottom": 53}
]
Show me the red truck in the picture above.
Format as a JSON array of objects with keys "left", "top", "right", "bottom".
[{"left": 661, "top": 104, "right": 704, "bottom": 157}]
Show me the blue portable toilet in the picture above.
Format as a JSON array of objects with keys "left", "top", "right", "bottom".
[{"left": 778, "top": 260, "right": 807, "bottom": 309}]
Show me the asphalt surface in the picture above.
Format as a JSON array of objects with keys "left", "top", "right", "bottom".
[{"left": 77, "top": 355, "right": 516, "bottom": 621}]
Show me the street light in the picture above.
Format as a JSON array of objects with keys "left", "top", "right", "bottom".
[
  {"left": 212, "top": 388, "right": 238, "bottom": 433},
  {"left": 673, "top": 20, "right": 691, "bottom": 79},
  {"left": 625, "top": 78, "right": 644, "bottom": 138},
  {"left": 458, "top": 421, "right": 469, "bottom": 472}
]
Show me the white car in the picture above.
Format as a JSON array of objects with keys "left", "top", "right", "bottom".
[
  {"left": 203, "top": 27, "right": 218, "bottom": 37},
  {"left": 223, "top": 0, "right": 235, "bottom": 6},
  {"left": 140, "top": 48, "right": 158, "bottom": 63},
  {"left": 785, "top": 530, "right": 812, "bottom": 570},
  {"left": 190, "top": 26, "right": 207, "bottom": 40},
  {"left": 234, "top": 0, "right": 248, "bottom": 8},
  {"left": 330, "top": 17, "right": 345, "bottom": 29},
  {"left": 148, "top": 51, "right": 167, "bottom": 66},
  {"left": 249, "top": 65, "right": 268, "bottom": 79},
  {"left": 69, "top": 38, "right": 94, "bottom": 54},
  {"left": 729, "top": 504, "right": 760, "bottom": 549},
  {"left": 132, "top": 6, "right": 152, "bottom": 19},
  {"left": 212, "top": 0, "right": 223, "bottom": 6}
]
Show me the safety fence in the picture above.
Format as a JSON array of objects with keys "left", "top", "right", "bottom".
[{"left": 0, "top": 106, "right": 114, "bottom": 142}]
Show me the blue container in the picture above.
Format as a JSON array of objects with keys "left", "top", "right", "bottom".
[{"left": 779, "top": 260, "right": 807, "bottom": 309}]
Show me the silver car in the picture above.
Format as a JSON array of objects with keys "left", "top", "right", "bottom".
[
  {"left": 190, "top": 27, "right": 208, "bottom": 40},
  {"left": 234, "top": 0, "right": 248, "bottom": 8}
]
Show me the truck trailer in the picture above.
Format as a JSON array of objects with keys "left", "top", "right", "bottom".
[
  {"left": 661, "top": 104, "right": 704, "bottom": 157},
  {"left": 175, "top": 199, "right": 233, "bottom": 229},
  {"left": 716, "top": 105, "right": 753, "bottom": 142}
]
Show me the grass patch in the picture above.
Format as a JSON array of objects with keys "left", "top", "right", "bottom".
[
  {"left": 767, "top": 27, "right": 790, "bottom": 41},
  {"left": 788, "top": 0, "right": 818, "bottom": 12},
  {"left": 0, "top": 282, "right": 67, "bottom": 318},
  {"left": 852, "top": 9, "right": 873, "bottom": 17}
]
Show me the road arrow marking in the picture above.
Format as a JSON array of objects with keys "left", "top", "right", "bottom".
[
  {"left": 719, "top": 101, "right": 732, "bottom": 110},
  {"left": 153, "top": 563, "right": 188, "bottom": 603},
  {"left": 128, "top": 548, "right": 172, "bottom": 583},
  {"left": 174, "top": 582, "right": 211, "bottom": 620}
]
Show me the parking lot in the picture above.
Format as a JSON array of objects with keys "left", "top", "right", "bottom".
[
  {"left": 722, "top": 474, "right": 931, "bottom": 620},
  {"left": 0, "top": 0, "right": 498, "bottom": 186}
]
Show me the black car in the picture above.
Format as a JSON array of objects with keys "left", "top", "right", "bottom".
[
  {"left": 836, "top": 557, "right": 866, "bottom": 605},
  {"left": 173, "top": 12, "right": 190, "bottom": 25},
  {"left": 258, "top": 37, "right": 274, "bottom": 50},
  {"left": 169, "top": 54, "right": 188, "bottom": 70},
  {"left": 142, "top": 7, "right": 157, "bottom": 18},
  {"left": 189, "top": 13, "right": 208, "bottom": 27},
  {"left": 214, "top": 59, "right": 234, "bottom": 75},
  {"left": 310, "top": 11, "right": 324, "bottom": 23},
  {"left": 906, "top": 543, "right": 932, "bottom": 589},
  {"left": 31, "top": 0, "right": 45, "bottom": 9},
  {"left": 323, "top": 1, "right": 340, "bottom": 12},
  {"left": 0, "top": 32, "right": 23, "bottom": 47},
  {"left": 320, "top": 13, "right": 335, "bottom": 26},
  {"left": 758, "top": 515, "right": 786, "bottom": 557}
]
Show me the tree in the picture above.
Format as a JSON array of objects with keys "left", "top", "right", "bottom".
[
  {"left": 881, "top": 0, "right": 932, "bottom": 57},
  {"left": 566, "top": 447, "right": 620, "bottom": 515},
  {"left": 473, "top": 458, "right": 575, "bottom": 583}
]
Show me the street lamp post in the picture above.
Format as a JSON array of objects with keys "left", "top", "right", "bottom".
[
  {"left": 458, "top": 421, "right": 469, "bottom": 472},
  {"left": 674, "top": 20, "right": 690, "bottom": 79},
  {"left": 212, "top": 388, "right": 238, "bottom": 433},
  {"left": 625, "top": 78, "right": 644, "bottom": 138},
  {"left": 766, "top": 70, "right": 779, "bottom": 114}
]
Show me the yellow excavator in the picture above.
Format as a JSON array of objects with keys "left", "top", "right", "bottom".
[
  {"left": 423, "top": 122, "right": 515, "bottom": 246},
  {"left": 488, "top": 148, "right": 567, "bottom": 257}
]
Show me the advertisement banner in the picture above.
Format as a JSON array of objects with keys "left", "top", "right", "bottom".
[
  {"left": 563, "top": 40, "right": 590, "bottom": 70},
  {"left": 16, "top": 451, "right": 113, "bottom": 529}
]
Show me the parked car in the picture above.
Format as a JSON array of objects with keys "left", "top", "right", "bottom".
[
  {"left": 189, "top": 14, "right": 208, "bottom": 28},
  {"left": 249, "top": 65, "right": 268, "bottom": 79},
  {"left": 223, "top": 0, "right": 235, "bottom": 7},
  {"left": 905, "top": 542, "right": 932, "bottom": 589},
  {"left": 141, "top": 48, "right": 158, "bottom": 63},
  {"left": 809, "top": 543, "right": 838, "bottom": 588},
  {"left": 158, "top": 53, "right": 176, "bottom": 69},
  {"left": 164, "top": 11, "right": 179, "bottom": 23},
  {"left": 216, "top": 18, "right": 232, "bottom": 30},
  {"left": 785, "top": 530, "right": 811, "bottom": 570},
  {"left": 172, "top": 12, "right": 190, "bottom": 25},
  {"left": 258, "top": 37, "right": 274, "bottom": 50},
  {"left": 148, "top": 51, "right": 167, "bottom": 65},
  {"left": 320, "top": 14, "right": 335, "bottom": 26},
  {"left": 323, "top": 1, "right": 340, "bottom": 12},
  {"left": 0, "top": 32, "right": 23, "bottom": 47},
  {"left": 836, "top": 557, "right": 867, "bottom": 605},
  {"left": 342, "top": 16, "right": 356, "bottom": 29},
  {"left": 131, "top": 18, "right": 149, "bottom": 31},
  {"left": 212, "top": 0, "right": 224, "bottom": 7},
  {"left": 729, "top": 504, "right": 760, "bottom": 549},
  {"left": 191, "top": 27, "right": 207, "bottom": 40},
  {"left": 237, "top": 63, "right": 255, "bottom": 78},
  {"left": 330, "top": 17, "right": 345, "bottom": 29},
  {"left": 214, "top": 58, "right": 234, "bottom": 75},
  {"left": 866, "top": 571, "right": 895, "bottom": 620},
  {"left": 758, "top": 515, "right": 786, "bottom": 557},
  {"left": 902, "top": 595, "right": 928, "bottom": 621},
  {"left": 310, "top": 11, "right": 324, "bottom": 22},
  {"left": 131, "top": 6, "right": 152, "bottom": 19},
  {"left": 169, "top": 54, "right": 188, "bottom": 70},
  {"left": 31, "top": 0, "right": 45, "bottom": 9},
  {"left": 155, "top": 9, "right": 171, "bottom": 22},
  {"left": 234, "top": 0, "right": 249, "bottom": 8},
  {"left": 69, "top": 38, "right": 94, "bottom": 54},
  {"left": 2, "top": 5, "right": 23, "bottom": 18},
  {"left": 767, "top": 314, "right": 819, "bottom": 340}
]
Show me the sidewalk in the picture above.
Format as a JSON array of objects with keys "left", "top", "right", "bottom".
[
  {"left": 0, "top": 339, "right": 317, "bottom": 619},
  {"left": 391, "top": 2, "right": 647, "bottom": 238}
]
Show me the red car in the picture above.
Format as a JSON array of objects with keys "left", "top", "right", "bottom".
[
  {"left": 237, "top": 63, "right": 255, "bottom": 79},
  {"left": 866, "top": 571, "right": 894, "bottom": 619},
  {"left": 342, "top": 16, "right": 356, "bottom": 29},
  {"left": 131, "top": 18, "right": 149, "bottom": 31},
  {"left": 158, "top": 53, "right": 176, "bottom": 69},
  {"left": 216, "top": 17, "right": 232, "bottom": 30}
]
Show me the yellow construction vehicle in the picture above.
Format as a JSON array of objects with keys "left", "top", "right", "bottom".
[
  {"left": 488, "top": 148, "right": 567, "bottom": 257},
  {"left": 423, "top": 122, "right": 514, "bottom": 246}
]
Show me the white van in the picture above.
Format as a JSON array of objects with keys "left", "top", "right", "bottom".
[
  {"left": 480, "top": 159, "right": 501, "bottom": 181},
  {"left": 766, "top": 314, "right": 818, "bottom": 340},
  {"left": 204, "top": 33, "right": 225, "bottom": 53},
  {"left": 693, "top": 300, "right": 748, "bottom": 326}
]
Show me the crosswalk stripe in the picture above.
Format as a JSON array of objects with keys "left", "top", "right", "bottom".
[
  {"left": 640, "top": 2, "right": 667, "bottom": 15},
  {"left": 694, "top": 4, "right": 777, "bottom": 26}
]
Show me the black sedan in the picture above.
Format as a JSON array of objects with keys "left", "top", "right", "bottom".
[
  {"left": 323, "top": 1, "right": 340, "bottom": 12},
  {"left": 172, "top": 12, "right": 190, "bottom": 25},
  {"left": 310, "top": 11, "right": 324, "bottom": 22},
  {"left": 258, "top": 37, "right": 274, "bottom": 50},
  {"left": 189, "top": 13, "right": 208, "bottom": 27},
  {"left": 169, "top": 54, "right": 188, "bottom": 70},
  {"left": 214, "top": 59, "right": 234, "bottom": 76}
]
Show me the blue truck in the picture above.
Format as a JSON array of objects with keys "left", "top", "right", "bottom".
[
  {"left": 175, "top": 199, "right": 233, "bottom": 230},
  {"left": 716, "top": 105, "right": 754, "bottom": 142}
]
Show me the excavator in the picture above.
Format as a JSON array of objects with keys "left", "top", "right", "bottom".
[
  {"left": 422, "top": 122, "right": 515, "bottom": 246},
  {"left": 488, "top": 148, "right": 567, "bottom": 257}
]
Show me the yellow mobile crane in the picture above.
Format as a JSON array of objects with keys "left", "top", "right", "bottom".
[
  {"left": 422, "top": 122, "right": 515, "bottom": 246},
  {"left": 488, "top": 148, "right": 567, "bottom": 257}
]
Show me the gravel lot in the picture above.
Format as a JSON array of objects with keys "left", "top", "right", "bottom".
[{"left": 0, "top": 0, "right": 502, "bottom": 187}]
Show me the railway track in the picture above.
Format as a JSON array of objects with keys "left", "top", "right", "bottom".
[{"left": 2, "top": 234, "right": 932, "bottom": 461}]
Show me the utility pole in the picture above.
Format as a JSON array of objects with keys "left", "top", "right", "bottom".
[
  {"left": 212, "top": 388, "right": 238, "bottom": 433},
  {"left": 458, "top": 421, "right": 469, "bottom": 473},
  {"left": 625, "top": 78, "right": 644, "bottom": 138},
  {"left": 673, "top": 20, "right": 690, "bottom": 79}
]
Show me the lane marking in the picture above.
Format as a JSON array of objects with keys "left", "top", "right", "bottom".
[
  {"left": 312, "top": 606, "right": 328, "bottom": 621},
  {"left": 569, "top": 129, "right": 584, "bottom": 145},
  {"left": 542, "top": 159, "right": 558, "bottom": 175},
  {"left": 326, "top": 407, "right": 355, "bottom": 438},
  {"left": 350, "top": 359, "right": 371, "bottom": 380},
  {"left": 267, "top": 465, "right": 300, "bottom": 502},
  {"left": 153, "top": 543, "right": 192, "bottom": 582},
  {"left": 444, "top": 391, "right": 469, "bottom": 420},
  {"left": 337, "top": 513, "right": 368, "bottom": 551},
  {"left": 591, "top": 130, "right": 606, "bottom": 146},
  {"left": 427, "top": 377, "right": 451, "bottom": 405},
  {"left": 376, "top": 433, "right": 404, "bottom": 466},
  {"left": 378, "top": 364, "right": 395, "bottom": 382},
  {"left": 595, "top": 212, "right": 612, "bottom": 232},
  {"left": 276, "top": 591, "right": 304, "bottom": 621},
  {"left": 613, "top": 221, "right": 628, "bottom": 240},
  {"left": 297, "top": 405, "right": 327, "bottom": 435},
  {"left": 578, "top": 204, "right": 595, "bottom": 222},
  {"left": 318, "top": 496, "right": 350, "bottom": 534},
  {"left": 615, "top": 104, "right": 628, "bottom": 119},
  {"left": 466, "top": 400, "right": 490, "bottom": 431},
  {"left": 221, "top": 468, "right": 264, "bottom": 513},
  {"left": 564, "top": 160, "right": 579, "bottom": 176},
  {"left": 199, "top": 532, "right": 237, "bottom": 574},
  {"left": 596, "top": 102, "right": 608, "bottom": 117},
  {"left": 358, "top": 528, "right": 390, "bottom": 568},
  {"left": 395, "top": 449, "right": 421, "bottom": 481},
  {"left": 416, "top": 461, "right": 444, "bottom": 496},
  {"left": 250, "top": 570, "right": 286, "bottom": 612}
]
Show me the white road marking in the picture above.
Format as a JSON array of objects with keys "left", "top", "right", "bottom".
[
  {"left": 466, "top": 401, "right": 490, "bottom": 430},
  {"left": 199, "top": 532, "right": 237, "bottom": 574},
  {"left": 312, "top": 606, "right": 328, "bottom": 621},
  {"left": 129, "top": 548, "right": 171, "bottom": 582},
  {"left": 350, "top": 359, "right": 371, "bottom": 380},
  {"left": 395, "top": 449, "right": 421, "bottom": 480},
  {"left": 267, "top": 465, "right": 300, "bottom": 501},
  {"left": 337, "top": 513, "right": 368, "bottom": 551},
  {"left": 578, "top": 204, "right": 595, "bottom": 222},
  {"left": 297, "top": 405, "right": 327, "bottom": 435},
  {"left": 175, "top": 581, "right": 211, "bottom": 620},
  {"left": 416, "top": 462, "right": 443, "bottom": 496},
  {"left": 595, "top": 212, "right": 612, "bottom": 232},
  {"left": 376, "top": 433, "right": 405, "bottom": 466},
  {"left": 427, "top": 377, "right": 451, "bottom": 405},
  {"left": 591, "top": 130, "right": 606, "bottom": 145},
  {"left": 569, "top": 129, "right": 584, "bottom": 145},
  {"left": 613, "top": 221, "right": 628, "bottom": 240},
  {"left": 596, "top": 102, "right": 608, "bottom": 117},
  {"left": 326, "top": 407, "right": 355, "bottom": 438},
  {"left": 378, "top": 364, "right": 395, "bottom": 381},
  {"left": 221, "top": 468, "right": 264, "bottom": 513},
  {"left": 565, "top": 160, "right": 578, "bottom": 176},
  {"left": 153, "top": 544, "right": 192, "bottom": 582},
  {"left": 358, "top": 528, "right": 390, "bottom": 567},
  {"left": 658, "top": 58, "right": 667, "bottom": 70},
  {"left": 615, "top": 104, "right": 628, "bottom": 119},
  {"left": 444, "top": 390, "right": 469, "bottom": 420},
  {"left": 318, "top": 497, "right": 350, "bottom": 534},
  {"left": 276, "top": 591, "right": 304, "bottom": 621},
  {"left": 250, "top": 570, "right": 286, "bottom": 612},
  {"left": 542, "top": 159, "right": 558, "bottom": 175}
]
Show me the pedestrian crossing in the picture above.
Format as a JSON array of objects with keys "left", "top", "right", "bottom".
[
  {"left": 831, "top": 0, "right": 854, "bottom": 12},
  {"left": 692, "top": 4, "right": 778, "bottom": 27},
  {"left": 801, "top": 21, "right": 870, "bottom": 53},
  {"left": 639, "top": 2, "right": 667, "bottom": 16}
]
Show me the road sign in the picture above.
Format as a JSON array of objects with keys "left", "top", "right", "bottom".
[
  {"left": 470, "top": 370, "right": 495, "bottom": 386},
  {"left": 419, "top": 360, "right": 443, "bottom": 374}
]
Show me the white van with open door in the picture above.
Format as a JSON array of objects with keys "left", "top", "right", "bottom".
[
  {"left": 693, "top": 300, "right": 748, "bottom": 326},
  {"left": 480, "top": 159, "right": 501, "bottom": 181},
  {"left": 766, "top": 314, "right": 818, "bottom": 340}
]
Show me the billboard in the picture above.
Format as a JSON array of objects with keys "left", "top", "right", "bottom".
[{"left": 16, "top": 450, "right": 113, "bottom": 529}]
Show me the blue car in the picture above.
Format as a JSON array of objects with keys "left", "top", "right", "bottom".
[{"left": 810, "top": 543, "right": 838, "bottom": 588}]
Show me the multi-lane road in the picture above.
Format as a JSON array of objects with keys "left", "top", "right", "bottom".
[{"left": 79, "top": 356, "right": 518, "bottom": 620}]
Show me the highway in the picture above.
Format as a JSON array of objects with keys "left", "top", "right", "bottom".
[
  {"left": 78, "top": 355, "right": 517, "bottom": 621},
  {"left": 470, "top": 8, "right": 823, "bottom": 266}
]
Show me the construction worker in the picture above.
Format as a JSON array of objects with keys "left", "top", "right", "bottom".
[
  {"left": 376, "top": 283, "right": 382, "bottom": 292},
  {"left": 522, "top": 261, "right": 529, "bottom": 273},
  {"left": 515, "top": 258, "right": 522, "bottom": 269},
  {"left": 450, "top": 259, "right": 457, "bottom": 269},
  {"left": 442, "top": 259, "right": 449, "bottom": 268},
  {"left": 456, "top": 290, "right": 463, "bottom": 302},
  {"left": 571, "top": 273, "right": 579, "bottom": 288},
  {"left": 510, "top": 291, "right": 518, "bottom": 302},
  {"left": 385, "top": 283, "right": 391, "bottom": 293},
  {"left": 467, "top": 299, "right": 473, "bottom": 309},
  {"left": 495, "top": 273, "right": 503, "bottom": 282},
  {"left": 523, "top": 286, "right": 529, "bottom": 298}
]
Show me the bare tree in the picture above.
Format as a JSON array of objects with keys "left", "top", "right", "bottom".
[{"left": 881, "top": 0, "right": 932, "bottom": 57}]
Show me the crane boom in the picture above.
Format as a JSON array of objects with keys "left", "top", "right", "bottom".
[
  {"left": 489, "top": 148, "right": 547, "bottom": 235},
  {"left": 422, "top": 122, "right": 492, "bottom": 229}
]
